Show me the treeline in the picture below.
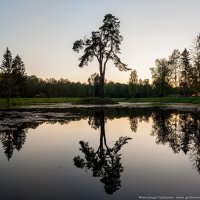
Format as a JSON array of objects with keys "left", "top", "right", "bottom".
[
  {"left": 0, "top": 72, "right": 150, "bottom": 98},
  {"left": 24, "top": 76, "right": 88, "bottom": 97},
  {"left": 1, "top": 33, "right": 200, "bottom": 98},
  {"left": 128, "top": 33, "right": 200, "bottom": 97},
  {"left": 0, "top": 48, "right": 151, "bottom": 98},
  {"left": 149, "top": 33, "right": 200, "bottom": 97},
  {"left": 22, "top": 76, "right": 152, "bottom": 98}
]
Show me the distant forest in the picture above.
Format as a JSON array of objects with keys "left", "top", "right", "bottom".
[{"left": 0, "top": 32, "right": 200, "bottom": 98}]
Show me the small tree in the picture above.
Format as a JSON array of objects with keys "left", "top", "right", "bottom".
[
  {"left": 12, "top": 55, "right": 27, "bottom": 96},
  {"left": 88, "top": 73, "right": 100, "bottom": 97},
  {"left": 192, "top": 33, "right": 200, "bottom": 93},
  {"left": 0, "top": 48, "right": 26, "bottom": 106},
  {"left": 0, "top": 48, "right": 14, "bottom": 104},
  {"left": 168, "top": 49, "right": 181, "bottom": 88},
  {"left": 179, "top": 49, "right": 193, "bottom": 96},
  {"left": 73, "top": 14, "right": 131, "bottom": 98},
  {"left": 129, "top": 69, "right": 138, "bottom": 97},
  {"left": 150, "top": 58, "right": 171, "bottom": 96}
]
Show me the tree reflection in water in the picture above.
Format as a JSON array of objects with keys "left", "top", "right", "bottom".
[
  {"left": 74, "top": 111, "right": 132, "bottom": 194},
  {"left": 0, "top": 121, "right": 41, "bottom": 160},
  {"left": 0, "top": 110, "right": 82, "bottom": 160},
  {"left": 0, "top": 108, "right": 200, "bottom": 178},
  {"left": 0, "top": 129, "right": 26, "bottom": 160},
  {"left": 151, "top": 110, "right": 200, "bottom": 173}
]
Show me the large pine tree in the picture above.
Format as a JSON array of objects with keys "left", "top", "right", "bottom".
[{"left": 73, "top": 14, "right": 130, "bottom": 98}]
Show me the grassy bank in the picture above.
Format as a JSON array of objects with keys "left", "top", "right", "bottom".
[
  {"left": 126, "top": 97, "right": 200, "bottom": 104},
  {"left": 0, "top": 98, "right": 80, "bottom": 108},
  {"left": 0, "top": 97, "right": 200, "bottom": 109}
]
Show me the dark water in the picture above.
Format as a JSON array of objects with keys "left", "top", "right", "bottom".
[{"left": 0, "top": 108, "right": 200, "bottom": 200}]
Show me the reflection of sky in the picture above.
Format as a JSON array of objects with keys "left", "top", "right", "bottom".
[
  {"left": 0, "top": 117, "right": 200, "bottom": 199},
  {"left": 1, "top": 0, "right": 200, "bottom": 82}
]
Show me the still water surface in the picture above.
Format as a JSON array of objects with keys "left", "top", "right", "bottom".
[{"left": 0, "top": 108, "right": 200, "bottom": 200}]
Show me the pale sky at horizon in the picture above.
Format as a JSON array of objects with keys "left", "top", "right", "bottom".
[{"left": 0, "top": 0, "right": 200, "bottom": 83}]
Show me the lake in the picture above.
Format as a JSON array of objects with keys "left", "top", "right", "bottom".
[{"left": 0, "top": 107, "right": 200, "bottom": 200}]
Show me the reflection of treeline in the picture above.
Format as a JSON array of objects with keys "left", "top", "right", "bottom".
[
  {"left": 0, "top": 107, "right": 198, "bottom": 131},
  {"left": 151, "top": 110, "right": 200, "bottom": 173},
  {"left": 0, "top": 121, "right": 41, "bottom": 160},
  {"left": 1, "top": 108, "right": 200, "bottom": 174},
  {"left": 0, "top": 107, "right": 151, "bottom": 160}
]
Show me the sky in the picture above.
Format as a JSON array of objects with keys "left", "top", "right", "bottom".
[{"left": 0, "top": 0, "right": 200, "bottom": 83}]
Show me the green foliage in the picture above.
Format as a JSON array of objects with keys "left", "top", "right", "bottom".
[
  {"left": 23, "top": 76, "right": 88, "bottom": 98},
  {"left": 129, "top": 70, "right": 138, "bottom": 84},
  {"left": 0, "top": 48, "right": 14, "bottom": 99},
  {"left": 2, "top": 33, "right": 200, "bottom": 101},
  {"left": 88, "top": 73, "right": 100, "bottom": 97},
  {"left": 168, "top": 49, "right": 181, "bottom": 88},
  {"left": 129, "top": 70, "right": 138, "bottom": 97},
  {"left": 123, "top": 65, "right": 153, "bottom": 98},
  {"left": 192, "top": 33, "right": 200, "bottom": 93},
  {"left": 179, "top": 49, "right": 193, "bottom": 96},
  {"left": 136, "top": 79, "right": 153, "bottom": 98},
  {"left": 105, "top": 82, "right": 129, "bottom": 98},
  {"left": 150, "top": 58, "right": 171, "bottom": 96},
  {"left": 0, "top": 48, "right": 26, "bottom": 99},
  {"left": 127, "top": 96, "right": 200, "bottom": 104},
  {"left": 150, "top": 33, "right": 200, "bottom": 96}
]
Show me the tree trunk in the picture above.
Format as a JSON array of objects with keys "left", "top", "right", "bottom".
[
  {"left": 99, "top": 74, "right": 105, "bottom": 98},
  {"left": 99, "top": 111, "right": 106, "bottom": 149}
]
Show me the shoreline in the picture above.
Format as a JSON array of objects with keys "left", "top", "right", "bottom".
[{"left": 0, "top": 102, "right": 199, "bottom": 112}]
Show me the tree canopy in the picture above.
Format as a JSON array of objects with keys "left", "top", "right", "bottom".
[
  {"left": 73, "top": 14, "right": 131, "bottom": 97},
  {"left": 0, "top": 48, "right": 26, "bottom": 105}
]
